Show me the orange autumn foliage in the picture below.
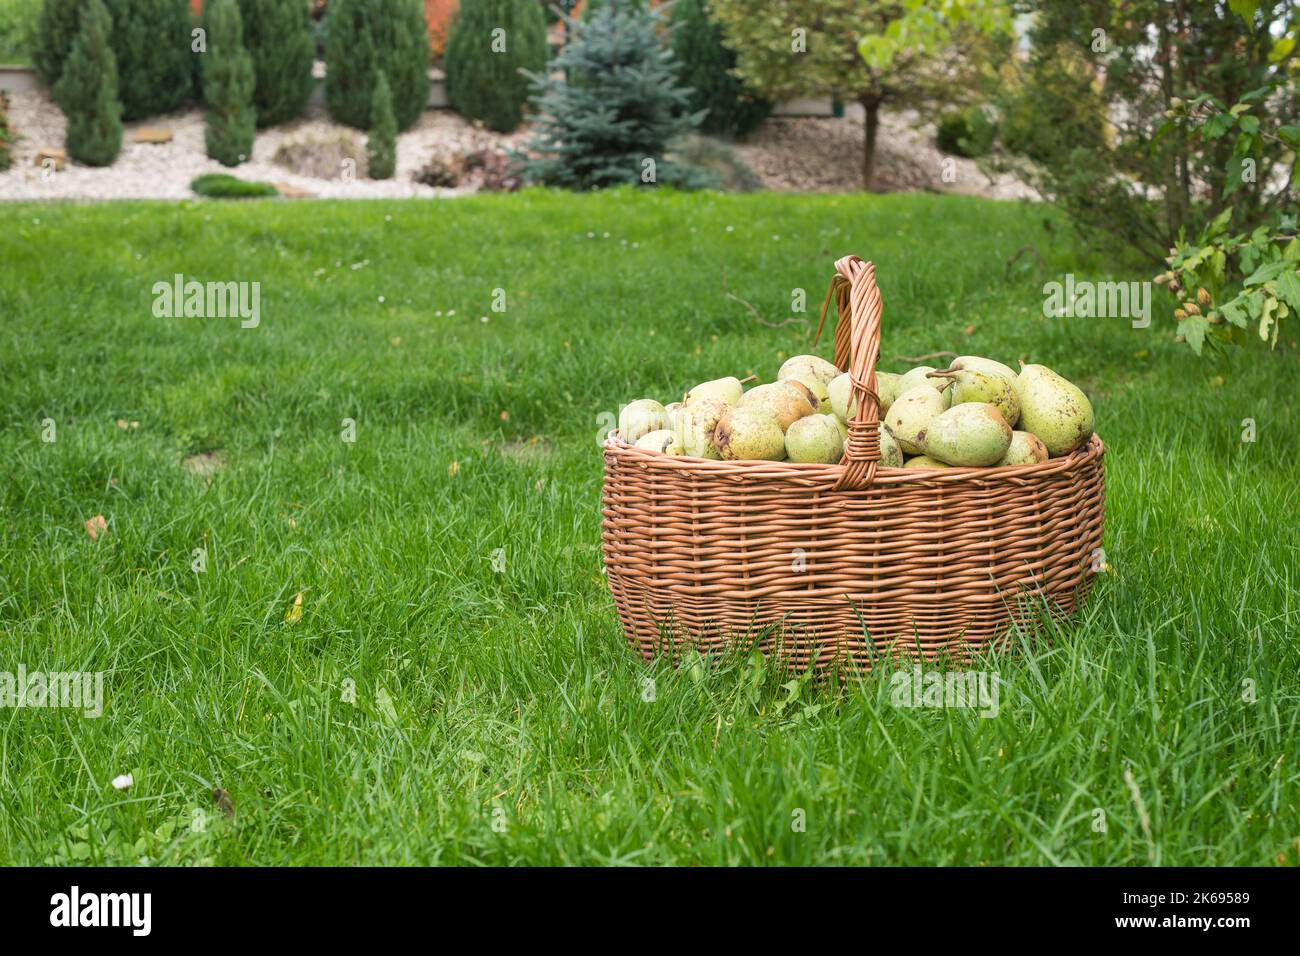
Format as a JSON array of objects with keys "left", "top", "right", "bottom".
[{"left": 425, "top": 0, "right": 458, "bottom": 59}]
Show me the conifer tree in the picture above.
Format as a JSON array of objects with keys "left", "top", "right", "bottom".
[
  {"left": 202, "top": 0, "right": 256, "bottom": 166},
  {"left": 53, "top": 0, "right": 124, "bottom": 166},
  {"left": 326, "top": 0, "right": 430, "bottom": 131},
  {"left": 235, "top": 0, "right": 315, "bottom": 127},
  {"left": 366, "top": 71, "right": 397, "bottom": 179},
  {"left": 444, "top": 0, "right": 548, "bottom": 134}
]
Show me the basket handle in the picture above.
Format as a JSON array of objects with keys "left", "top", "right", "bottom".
[{"left": 814, "top": 255, "right": 882, "bottom": 491}]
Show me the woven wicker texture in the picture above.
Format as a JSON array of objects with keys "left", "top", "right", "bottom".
[{"left": 602, "top": 255, "right": 1106, "bottom": 670}]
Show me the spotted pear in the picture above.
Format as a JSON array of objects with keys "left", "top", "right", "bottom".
[
  {"left": 778, "top": 354, "right": 840, "bottom": 387},
  {"left": 679, "top": 398, "right": 727, "bottom": 459},
  {"left": 685, "top": 376, "right": 743, "bottom": 407},
  {"left": 996, "top": 430, "right": 1049, "bottom": 466},
  {"left": 1015, "top": 363, "right": 1094, "bottom": 457},
  {"left": 635, "top": 429, "right": 683, "bottom": 455},
  {"left": 829, "top": 370, "right": 902, "bottom": 422},
  {"left": 785, "top": 414, "right": 844, "bottom": 463},
  {"left": 916, "top": 403, "right": 1012, "bottom": 466},
  {"left": 883, "top": 386, "right": 948, "bottom": 455},
  {"left": 716, "top": 407, "right": 786, "bottom": 461},
  {"left": 618, "top": 399, "right": 668, "bottom": 443},
  {"left": 786, "top": 374, "right": 832, "bottom": 414},
  {"left": 664, "top": 401, "right": 684, "bottom": 433},
  {"left": 878, "top": 424, "right": 904, "bottom": 468},
  {"left": 904, "top": 455, "right": 952, "bottom": 469},
  {"left": 929, "top": 368, "right": 1020, "bottom": 427},
  {"left": 738, "top": 382, "right": 815, "bottom": 431},
  {"left": 950, "top": 355, "right": 1018, "bottom": 383}
]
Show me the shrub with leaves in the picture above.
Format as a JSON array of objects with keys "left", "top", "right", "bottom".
[
  {"left": 106, "top": 0, "right": 193, "bottom": 120},
  {"left": 1156, "top": 89, "right": 1300, "bottom": 355},
  {"left": 235, "top": 0, "right": 315, "bottom": 127},
  {"left": 325, "top": 0, "right": 430, "bottom": 131},
  {"left": 668, "top": 0, "right": 770, "bottom": 140},
  {"left": 201, "top": 0, "right": 256, "bottom": 166},
  {"left": 444, "top": 0, "right": 548, "bottom": 133},
  {"left": 33, "top": 0, "right": 81, "bottom": 87},
  {"left": 518, "top": 5, "right": 711, "bottom": 190},
  {"left": 52, "top": 0, "right": 123, "bottom": 166},
  {"left": 366, "top": 71, "right": 396, "bottom": 179},
  {"left": 191, "top": 172, "right": 280, "bottom": 197}
]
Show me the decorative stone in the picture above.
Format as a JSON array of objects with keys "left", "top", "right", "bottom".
[
  {"left": 133, "top": 126, "right": 174, "bottom": 144},
  {"left": 34, "top": 147, "right": 66, "bottom": 170},
  {"left": 273, "top": 182, "right": 316, "bottom": 198}
]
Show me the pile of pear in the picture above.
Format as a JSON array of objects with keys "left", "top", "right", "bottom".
[{"left": 617, "top": 353, "right": 1094, "bottom": 469}]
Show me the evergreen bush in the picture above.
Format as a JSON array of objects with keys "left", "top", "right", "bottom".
[
  {"left": 366, "top": 71, "right": 396, "bottom": 179},
  {"left": 325, "top": 0, "right": 430, "bottom": 131},
  {"left": 52, "top": 0, "right": 123, "bottom": 166},
  {"left": 235, "top": 0, "right": 315, "bottom": 127},
  {"left": 444, "top": 0, "right": 547, "bottom": 133},
  {"left": 202, "top": 0, "right": 256, "bottom": 165},
  {"left": 669, "top": 0, "right": 769, "bottom": 139}
]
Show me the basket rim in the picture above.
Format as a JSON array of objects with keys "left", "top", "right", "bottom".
[{"left": 605, "top": 432, "right": 1104, "bottom": 486}]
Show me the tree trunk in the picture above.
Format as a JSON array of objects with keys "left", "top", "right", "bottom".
[{"left": 862, "top": 98, "right": 880, "bottom": 192}]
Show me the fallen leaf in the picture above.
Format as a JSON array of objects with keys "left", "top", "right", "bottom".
[
  {"left": 85, "top": 515, "right": 107, "bottom": 540},
  {"left": 284, "top": 592, "right": 304, "bottom": 624},
  {"left": 448, "top": 461, "right": 460, "bottom": 476},
  {"left": 499, "top": 410, "right": 509, "bottom": 421},
  {"left": 963, "top": 324, "right": 976, "bottom": 336}
]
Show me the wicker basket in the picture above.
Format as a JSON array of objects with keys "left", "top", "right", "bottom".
[{"left": 602, "top": 255, "right": 1105, "bottom": 671}]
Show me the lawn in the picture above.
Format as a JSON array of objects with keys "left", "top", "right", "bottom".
[{"left": 0, "top": 190, "right": 1296, "bottom": 866}]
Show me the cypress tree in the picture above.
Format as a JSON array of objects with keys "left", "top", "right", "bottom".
[
  {"left": 444, "top": 0, "right": 548, "bottom": 134},
  {"left": 33, "top": 0, "right": 83, "bottom": 89},
  {"left": 53, "top": 0, "right": 124, "bottom": 166},
  {"left": 326, "top": 0, "right": 429, "bottom": 131},
  {"left": 108, "top": 0, "right": 193, "bottom": 120},
  {"left": 235, "top": 0, "right": 315, "bottom": 127},
  {"left": 669, "top": 0, "right": 770, "bottom": 139},
  {"left": 202, "top": 0, "right": 256, "bottom": 166},
  {"left": 366, "top": 71, "right": 397, "bottom": 179}
]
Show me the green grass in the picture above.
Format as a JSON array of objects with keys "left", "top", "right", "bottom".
[
  {"left": 190, "top": 174, "right": 282, "bottom": 200},
  {"left": 0, "top": 191, "right": 1296, "bottom": 866}
]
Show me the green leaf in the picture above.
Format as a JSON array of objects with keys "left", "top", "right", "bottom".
[
  {"left": 1278, "top": 125, "right": 1300, "bottom": 148},
  {"left": 1227, "top": 0, "right": 1259, "bottom": 18},
  {"left": 1258, "top": 296, "right": 1277, "bottom": 342},
  {"left": 1219, "top": 299, "right": 1249, "bottom": 328},
  {"left": 1245, "top": 260, "right": 1289, "bottom": 286},
  {"left": 1203, "top": 113, "right": 1235, "bottom": 139},
  {"left": 1237, "top": 115, "right": 1260, "bottom": 135},
  {"left": 1276, "top": 269, "right": 1300, "bottom": 312},
  {"left": 1179, "top": 314, "right": 1209, "bottom": 354}
]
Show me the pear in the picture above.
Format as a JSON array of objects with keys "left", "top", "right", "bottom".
[
  {"left": 828, "top": 372, "right": 852, "bottom": 422},
  {"left": 930, "top": 368, "right": 1020, "bottom": 427},
  {"left": 618, "top": 399, "right": 668, "bottom": 443},
  {"left": 829, "top": 370, "right": 901, "bottom": 422},
  {"left": 716, "top": 407, "right": 786, "bottom": 461},
  {"left": 950, "top": 355, "right": 1018, "bottom": 383},
  {"left": 832, "top": 416, "right": 849, "bottom": 443},
  {"left": 883, "top": 386, "right": 948, "bottom": 455},
  {"left": 996, "top": 430, "right": 1049, "bottom": 466},
  {"left": 878, "top": 424, "right": 904, "bottom": 468},
  {"left": 685, "top": 376, "right": 743, "bottom": 407},
  {"left": 916, "top": 403, "right": 1012, "bottom": 466},
  {"left": 678, "top": 398, "right": 727, "bottom": 459},
  {"left": 737, "top": 382, "right": 815, "bottom": 431},
  {"left": 904, "top": 455, "right": 952, "bottom": 469},
  {"left": 778, "top": 354, "right": 841, "bottom": 387},
  {"left": 664, "top": 401, "right": 685, "bottom": 432},
  {"left": 1015, "top": 364, "right": 1095, "bottom": 457},
  {"left": 786, "top": 374, "right": 832, "bottom": 414},
  {"left": 785, "top": 414, "right": 844, "bottom": 464},
  {"left": 898, "top": 366, "right": 948, "bottom": 396},
  {"left": 635, "top": 429, "right": 683, "bottom": 455}
]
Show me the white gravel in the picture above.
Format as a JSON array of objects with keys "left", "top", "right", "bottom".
[
  {"left": 0, "top": 87, "right": 1035, "bottom": 202},
  {"left": 0, "top": 88, "right": 525, "bottom": 201}
]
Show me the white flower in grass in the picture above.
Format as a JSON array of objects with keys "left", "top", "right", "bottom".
[{"left": 111, "top": 773, "right": 133, "bottom": 790}]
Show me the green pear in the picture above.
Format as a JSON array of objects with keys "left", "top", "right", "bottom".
[
  {"left": 1015, "top": 364, "right": 1095, "bottom": 456},
  {"left": 738, "top": 382, "right": 815, "bottom": 431},
  {"left": 635, "top": 429, "right": 683, "bottom": 455},
  {"left": 996, "top": 430, "right": 1049, "bottom": 466},
  {"left": 917, "top": 403, "right": 1012, "bottom": 466},
  {"left": 879, "top": 424, "right": 904, "bottom": 468},
  {"left": 685, "top": 376, "right": 743, "bottom": 407},
  {"left": 829, "top": 373, "right": 853, "bottom": 422},
  {"left": 904, "top": 455, "right": 952, "bottom": 469},
  {"left": 664, "top": 401, "right": 684, "bottom": 432},
  {"left": 716, "top": 407, "right": 786, "bottom": 461},
  {"left": 679, "top": 398, "right": 727, "bottom": 459},
  {"left": 778, "top": 354, "right": 840, "bottom": 387},
  {"left": 785, "top": 414, "right": 844, "bottom": 464},
  {"left": 883, "top": 386, "right": 948, "bottom": 455},
  {"left": 829, "top": 371, "right": 902, "bottom": 422},
  {"left": 898, "top": 366, "right": 947, "bottom": 396},
  {"left": 787, "top": 374, "right": 832, "bottom": 414},
  {"left": 832, "top": 416, "right": 849, "bottom": 442},
  {"left": 930, "top": 368, "right": 1020, "bottom": 427},
  {"left": 950, "top": 355, "right": 1018, "bottom": 383},
  {"left": 619, "top": 399, "right": 668, "bottom": 443}
]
